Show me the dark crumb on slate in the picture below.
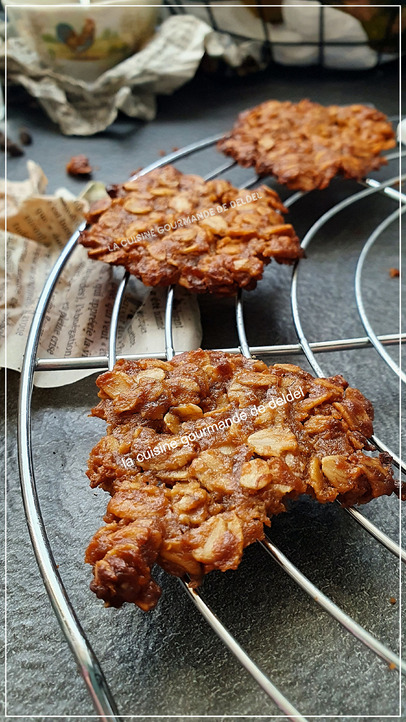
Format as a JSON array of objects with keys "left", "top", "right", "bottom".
[
  {"left": 19, "top": 128, "right": 32, "bottom": 146},
  {"left": 0, "top": 131, "right": 24, "bottom": 157},
  {"left": 66, "top": 154, "right": 93, "bottom": 177}
]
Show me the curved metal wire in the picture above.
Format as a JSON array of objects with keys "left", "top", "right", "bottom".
[
  {"left": 260, "top": 538, "right": 405, "bottom": 673},
  {"left": 290, "top": 175, "right": 406, "bottom": 477},
  {"left": 204, "top": 160, "right": 237, "bottom": 180},
  {"left": 180, "top": 580, "right": 307, "bottom": 722},
  {"left": 354, "top": 206, "right": 406, "bottom": 384},
  {"left": 235, "top": 294, "right": 405, "bottom": 673},
  {"left": 340, "top": 504, "right": 406, "bottom": 564},
  {"left": 235, "top": 289, "right": 251, "bottom": 357},
  {"left": 17, "top": 224, "right": 120, "bottom": 721},
  {"left": 17, "top": 132, "right": 404, "bottom": 718},
  {"left": 363, "top": 148, "right": 406, "bottom": 204},
  {"left": 130, "top": 133, "right": 225, "bottom": 180},
  {"left": 164, "top": 286, "right": 176, "bottom": 361},
  {"left": 362, "top": 176, "right": 406, "bottom": 204},
  {"left": 290, "top": 173, "right": 406, "bottom": 380},
  {"left": 287, "top": 179, "right": 406, "bottom": 554}
]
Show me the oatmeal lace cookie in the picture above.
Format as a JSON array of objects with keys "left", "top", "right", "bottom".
[
  {"left": 85, "top": 350, "right": 395, "bottom": 610},
  {"left": 79, "top": 165, "right": 303, "bottom": 296},
  {"left": 217, "top": 100, "right": 396, "bottom": 191}
]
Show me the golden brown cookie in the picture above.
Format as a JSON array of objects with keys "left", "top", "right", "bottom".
[
  {"left": 79, "top": 165, "right": 303, "bottom": 296},
  {"left": 85, "top": 350, "right": 395, "bottom": 610},
  {"left": 218, "top": 100, "right": 396, "bottom": 191}
]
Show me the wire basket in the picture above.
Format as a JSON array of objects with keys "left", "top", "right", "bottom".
[{"left": 161, "top": 1, "right": 402, "bottom": 72}]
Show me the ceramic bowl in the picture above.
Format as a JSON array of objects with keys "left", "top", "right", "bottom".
[{"left": 6, "top": 0, "right": 161, "bottom": 81}]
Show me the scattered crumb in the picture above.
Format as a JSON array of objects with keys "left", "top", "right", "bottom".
[
  {"left": 158, "top": 149, "right": 166, "bottom": 157},
  {"left": 389, "top": 662, "right": 396, "bottom": 670},
  {"left": 389, "top": 268, "right": 400, "bottom": 278},
  {"left": 19, "top": 127, "right": 32, "bottom": 146},
  {"left": 0, "top": 131, "right": 24, "bottom": 157},
  {"left": 390, "top": 596, "right": 397, "bottom": 604},
  {"left": 7, "top": 141, "right": 24, "bottom": 157},
  {"left": 172, "top": 146, "right": 179, "bottom": 152},
  {"left": 7, "top": 140, "right": 24, "bottom": 158},
  {"left": 66, "top": 154, "right": 93, "bottom": 177}
]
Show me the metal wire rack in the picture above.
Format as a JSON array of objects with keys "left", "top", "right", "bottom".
[
  {"left": 161, "top": 1, "right": 402, "bottom": 70},
  {"left": 17, "top": 134, "right": 405, "bottom": 721}
]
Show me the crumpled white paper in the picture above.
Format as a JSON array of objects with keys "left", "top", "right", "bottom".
[
  {"left": 169, "top": 1, "right": 397, "bottom": 72},
  {"left": 2, "top": 15, "right": 212, "bottom": 135},
  {"left": 279, "top": 0, "right": 379, "bottom": 69}
]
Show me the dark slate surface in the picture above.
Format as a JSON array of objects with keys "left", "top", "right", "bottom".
[{"left": 3, "top": 60, "right": 405, "bottom": 720}]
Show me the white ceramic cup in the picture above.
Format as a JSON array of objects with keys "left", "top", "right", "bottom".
[{"left": 6, "top": 0, "right": 161, "bottom": 81}]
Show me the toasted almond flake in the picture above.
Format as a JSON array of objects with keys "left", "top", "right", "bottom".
[
  {"left": 321, "top": 455, "right": 352, "bottom": 491},
  {"left": 247, "top": 427, "right": 298, "bottom": 456},
  {"left": 135, "top": 368, "right": 166, "bottom": 382},
  {"left": 233, "top": 259, "right": 252, "bottom": 270},
  {"left": 164, "top": 412, "right": 180, "bottom": 434},
  {"left": 240, "top": 458, "right": 272, "bottom": 490},
  {"left": 172, "top": 403, "right": 203, "bottom": 420},
  {"left": 123, "top": 197, "right": 153, "bottom": 214},
  {"left": 99, "top": 371, "right": 133, "bottom": 398}
]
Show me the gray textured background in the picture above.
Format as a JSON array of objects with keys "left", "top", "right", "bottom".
[{"left": 2, "top": 60, "right": 405, "bottom": 720}]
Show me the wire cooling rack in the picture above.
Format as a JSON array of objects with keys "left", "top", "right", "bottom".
[{"left": 17, "top": 134, "right": 405, "bottom": 721}]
